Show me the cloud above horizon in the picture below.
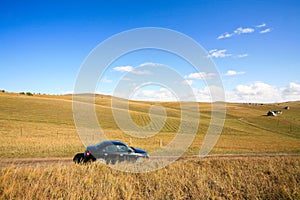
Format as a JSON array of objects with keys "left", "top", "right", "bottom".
[
  {"left": 131, "top": 87, "right": 177, "bottom": 102},
  {"left": 128, "top": 81, "right": 300, "bottom": 103},
  {"left": 107, "top": 62, "right": 298, "bottom": 103},
  {"left": 226, "top": 82, "right": 300, "bottom": 103}
]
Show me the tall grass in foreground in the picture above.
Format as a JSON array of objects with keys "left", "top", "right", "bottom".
[{"left": 1, "top": 156, "right": 299, "bottom": 199}]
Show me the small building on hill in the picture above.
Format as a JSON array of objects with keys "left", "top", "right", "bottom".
[
  {"left": 267, "top": 111, "right": 276, "bottom": 116},
  {"left": 267, "top": 110, "right": 282, "bottom": 116},
  {"left": 275, "top": 110, "right": 282, "bottom": 114}
]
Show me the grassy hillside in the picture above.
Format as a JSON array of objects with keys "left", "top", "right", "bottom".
[{"left": 0, "top": 92, "right": 299, "bottom": 158}]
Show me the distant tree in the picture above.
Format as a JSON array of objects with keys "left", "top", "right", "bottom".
[
  {"left": 19, "top": 92, "right": 25, "bottom": 95},
  {"left": 0, "top": 89, "right": 5, "bottom": 93},
  {"left": 26, "top": 92, "right": 33, "bottom": 96}
]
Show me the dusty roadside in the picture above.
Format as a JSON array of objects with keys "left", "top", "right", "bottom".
[{"left": 1, "top": 153, "right": 299, "bottom": 168}]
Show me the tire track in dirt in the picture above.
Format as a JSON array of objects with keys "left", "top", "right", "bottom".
[{"left": 0, "top": 157, "right": 73, "bottom": 168}]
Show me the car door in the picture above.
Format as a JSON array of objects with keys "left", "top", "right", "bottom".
[
  {"left": 103, "top": 145, "right": 119, "bottom": 164},
  {"left": 116, "top": 144, "right": 131, "bottom": 162},
  {"left": 126, "top": 146, "right": 137, "bottom": 162}
]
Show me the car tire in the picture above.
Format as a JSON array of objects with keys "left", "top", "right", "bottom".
[{"left": 73, "top": 153, "right": 84, "bottom": 164}]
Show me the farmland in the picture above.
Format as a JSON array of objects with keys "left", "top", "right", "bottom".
[{"left": 0, "top": 92, "right": 299, "bottom": 157}]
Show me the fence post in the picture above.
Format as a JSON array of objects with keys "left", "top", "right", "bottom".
[
  {"left": 160, "top": 139, "right": 163, "bottom": 147},
  {"left": 20, "top": 128, "right": 23, "bottom": 136}
]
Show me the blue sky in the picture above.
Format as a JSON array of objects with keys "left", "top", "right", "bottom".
[{"left": 0, "top": 0, "right": 299, "bottom": 102}]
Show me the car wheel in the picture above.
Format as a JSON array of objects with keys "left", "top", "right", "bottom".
[
  {"left": 73, "top": 153, "right": 84, "bottom": 164},
  {"left": 97, "top": 158, "right": 107, "bottom": 164}
]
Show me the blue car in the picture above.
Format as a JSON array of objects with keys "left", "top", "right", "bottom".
[{"left": 73, "top": 140, "right": 149, "bottom": 164}]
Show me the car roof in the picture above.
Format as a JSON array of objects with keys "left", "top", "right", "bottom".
[
  {"left": 96, "top": 140, "right": 127, "bottom": 147},
  {"left": 86, "top": 140, "right": 128, "bottom": 150}
]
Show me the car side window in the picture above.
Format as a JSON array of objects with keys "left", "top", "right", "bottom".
[
  {"left": 105, "top": 145, "right": 118, "bottom": 153},
  {"left": 117, "top": 145, "right": 128, "bottom": 152}
]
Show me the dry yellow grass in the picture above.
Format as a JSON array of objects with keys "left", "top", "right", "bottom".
[{"left": 0, "top": 156, "right": 299, "bottom": 199}]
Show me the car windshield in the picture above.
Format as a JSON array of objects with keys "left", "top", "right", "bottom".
[{"left": 128, "top": 146, "right": 134, "bottom": 152}]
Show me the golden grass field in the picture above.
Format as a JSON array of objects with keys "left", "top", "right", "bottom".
[
  {"left": 1, "top": 157, "right": 299, "bottom": 199},
  {"left": 0, "top": 92, "right": 299, "bottom": 199}
]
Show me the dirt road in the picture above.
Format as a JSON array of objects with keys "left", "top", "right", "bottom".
[
  {"left": 1, "top": 153, "right": 299, "bottom": 168},
  {"left": 0, "top": 157, "right": 73, "bottom": 168}
]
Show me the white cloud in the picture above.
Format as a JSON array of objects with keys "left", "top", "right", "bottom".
[
  {"left": 217, "top": 24, "right": 272, "bottom": 40},
  {"left": 131, "top": 88, "right": 177, "bottom": 102},
  {"left": 113, "top": 64, "right": 151, "bottom": 75},
  {"left": 235, "top": 82, "right": 276, "bottom": 95},
  {"left": 208, "top": 49, "right": 232, "bottom": 58},
  {"left": 106, "top": 80, "right": 300, "bottom": 103},
  {"left": 208, "top": 49, "right": 247, "bottom": 59},
  {"left": 225, "top": 70, "right": 245, "bottom": 76},
  {"left": 260, "top": 28, "right": 272, "bottom": 34},
  {"left": 281, "top": 82, "right": 300, "bottom": 100},
  {"left": 256, "top": 23, "right": 266, "bottom": 28},
  {"left": 139, "top": 62, "right": 164, "bottom": 67},
  {"left": 193, "top": 85, "right": 227, "bottom": 102},
  {"left": 185, "top": 72, "right": 216, "bottom": 80},
  {"left": 217, "top": 27, "right": 255, "bottom": 40},
  {"left": 192, "top": 87, "right": 212, "bottom": 102},
  {"left": 225, "top": 82, "right": 300, "bottom": 103},
  {"left": 234, "top": 27, "right": 255, "bottom": 35},
  {"left": 217, "top": 33, "right": 233, "bottom": 40},
  {"left": 113, "top": 65, "right": 133, "bottom": 72},
  {"left": 114, "top": 63, "right": 163, "bottom": 73},
  {"left": 227, "top": 81, "right": 281, "bottom": 103},
  {"left": 192, "top": 82, "right": 300, "bottom": 103}
]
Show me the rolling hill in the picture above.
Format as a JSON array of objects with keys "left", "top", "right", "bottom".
[{"left": 0, "top": 92, "right": 299, "bottom": 158}]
